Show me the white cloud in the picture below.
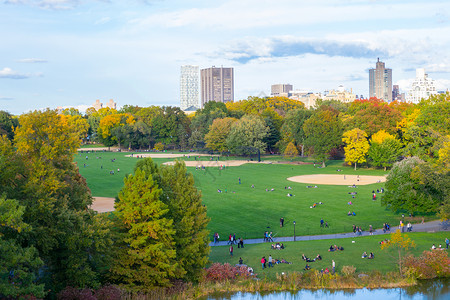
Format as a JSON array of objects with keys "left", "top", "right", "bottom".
[
  {"left": 17, "top": 58, "right": 48, "bottom": 63},
  {"left": 0, "top": 67, "right": 43, "bottom": 79},
  {"left": 4, "top": 0, "right": 81, "bottom": 10}
]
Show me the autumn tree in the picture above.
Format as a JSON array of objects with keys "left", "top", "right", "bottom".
[
  {"left": 279, "top": 109, "right": 312, "bottom": 156},
  {"left": 111, "top": 168, "right": 179, "bottom": 290},
  {"left": 9, "top": 109, "right": 113, "bottom": 294},
  {"left": 368, "top": 130, "right": 402, "bottom": 170},
  {"left": 226, "top": 115, "right": 269, "bottom": 156},
  {"left": 205, "top": 117, "right": 237, "bottom": 152},
  {"left": 380, "top": 230, "right": 416, "bottom": 275},
  {"left": 342, "top": 128, "right": 370, "bottom": 170},
  {"left": 284, "top": 141, "right": 299, "bottom": 158},
  {"left": 160, "top": 161, "right": 210, "bottom": 281},
  {"left": 98, "top": 113, "right": 135, "bottom": 148},
  {"left": 0, "top": 110, "right": 19, "bottom": 140},
  {"left": 303, "top": 109, "right": 343, "bottom": 167},
  {"left": 190, "top": 102, "right": 228, "bottom": 148}
]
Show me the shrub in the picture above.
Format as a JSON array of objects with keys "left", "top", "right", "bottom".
[
  {"left": 404, "top": 250, "right": 450, "bottom": 279},
  {"left": 204, "top": 263, "right": 252, "bottom": 282},
  {"left": 341, "top": 265, "right": 356, "bottom": 276},
  {"left": 154, "top": 142, "right": 164, "bottom": 151},
  {"left": 57, "top": 287, "right": 96, "bottom": 300},
  {"left": 95, "top": 285, "right": 122, "bottom": 300}
]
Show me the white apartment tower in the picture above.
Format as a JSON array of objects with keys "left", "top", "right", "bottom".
[
  {"left": 180, "top": 65, "right": 200, "bottom": 110},
  {"left": 369, "top": 58, "right": 392, "bottom": 102},
  {"left": 406, "top": 69, "right": 437, "bottom": 104}
]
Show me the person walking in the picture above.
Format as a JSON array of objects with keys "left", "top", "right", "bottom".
[
  {"left": 268, "top": 255, "right": 273, "bottom": 268},
  {"left": 445, "top": 238, "right": 449, "bottom": 249},
  {"left": 229, "top": 245, "right": 233, "bottom": 257},
  {"left": 261, "top": 257, "right": 265, "bottom": 269},
  {"left": 332, "top": 260, "right": 336, "bottom": 274},
  {"left": 320, "top": 218, "right": 324, "bottom": 228}
]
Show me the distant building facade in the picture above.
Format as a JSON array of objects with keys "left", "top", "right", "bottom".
[
  {"left": 288, "top": 91, "right": 320, "bottom": 109},
  {"left": 369, "top": 58, "right": 392, "bottom": 102},
  {"left": 93, "top": 99, "right": 116, "bottom": 110},
  {"left": 200, "top": 66, "right": 234, "bottom": 108},
  {"left": 180, "top": 65, "right": 200, "bottom": 110},
  {"left": 406, "top": 68, "right": 437, "bottom": 103},
  {"left": 271, "top": 84, "right": 293, "bottom": 97},
  {"left": 322, "top": 85, "right": 356, "bottom": 103}
]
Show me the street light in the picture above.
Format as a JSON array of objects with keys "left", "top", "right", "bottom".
[{"left": 293, "top": 221, "right": 296, "bottom": 242}]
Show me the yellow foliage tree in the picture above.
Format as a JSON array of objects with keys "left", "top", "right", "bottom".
[
  {"left": 154, "top": 142, "right": 164, "bottom": 151},
  {"left": 370, "top": 129, "right": 395, "bottom": 144},
  {"left": 284, "top": 141, "right": 299, "bottom": 158},
  {"left": 380, "top": 229, "right": 416, "bottom": 275},
  {"left": 342, "top": 128, "right": 370, "bottom": 170}
]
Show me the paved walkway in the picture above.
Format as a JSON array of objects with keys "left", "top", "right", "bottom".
[{"left": 210, "top": 220, "right": 449, "bottom": 247}]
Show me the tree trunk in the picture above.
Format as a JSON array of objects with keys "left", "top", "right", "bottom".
[
  {"left": 354, "top": 162, "right": 357, "bottom": 171},
  {"left": 322, "top": 161, "right": 326, "bottom": 168},
  {"left": 301, "top": 144, "right": 304, "bottom": 157}
]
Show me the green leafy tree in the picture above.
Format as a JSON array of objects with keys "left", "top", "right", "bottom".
[
  {"left": 205, "top": 117, "right": 237, "bottom": 152},
  {"left": 382, "top": 157, "right": 448, "bottom": 214},
  {"left": 111, "top": 168, "right": 178, "bottom": 290},
  {"left": 279, "top": 109, "right": 312, "bottom": 156},
  {"left": 342, "top": 128, "right": 370, "bottom": 170},
  {"left": 190, "top": 102, "right": 228, "bottom": 148},
  {"left": 0, "top": 110, "right": 19, "bottom": 140},
  {"left": 368, "top": 130, "right": 402, "bottom": 170},
  {"left": 0, "top": 196, "right": 45, "bottom": 299},
  {"left": 303, "top": 109, "right": 343, "bottom": 167},
  {"left": 226, "top": 115, "right": 269, "bottom": 155},
  {"left": 160, "top": 161, "right": 210, "bottom": 281}
]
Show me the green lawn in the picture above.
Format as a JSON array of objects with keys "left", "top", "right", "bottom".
[
  {"left": 74, "top": 152, "right": 434, "bottom": 239},
  {"left": 209, "top": 232, "right": 449, "bottom": 279}
]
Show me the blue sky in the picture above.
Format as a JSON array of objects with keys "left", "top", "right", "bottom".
[{"left": 1, "top": 0, "right": 450, "bottom": 114}]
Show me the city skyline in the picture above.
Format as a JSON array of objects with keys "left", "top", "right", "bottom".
[{"left": 1, "top": 0, "right": 450, "bottom": 115}]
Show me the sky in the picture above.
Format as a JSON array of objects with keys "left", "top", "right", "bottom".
[{"left": 1, "top": 0, "right": 450, "bottom": 115}]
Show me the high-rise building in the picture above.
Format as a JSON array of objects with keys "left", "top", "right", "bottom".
[
  {"left": 271, "top": 84, "right": 293, "bottom": 97},
  {"left": 200, "top": 66, "right": 234, "bottom": 108},
  {"left": 92, "top": 99, "right": 116, "bottom": 110},
  {"left": 180, "top": 65, "right": 200, "bottom": 110},
  {"left": 369, "top": 58, "right": 392, "bottom": 102},
  {"left": 406, "top": 68, "right": 437, "bottom": 103}
]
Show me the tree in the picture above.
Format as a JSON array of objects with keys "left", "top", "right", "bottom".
[
  {"left": 190, "top": 102, "right": 228, "bottom": 148},
  {"left": 160, "top": 161, "right": 210, "bottom": 281},
  {"left": 205, "top": 117, "right": 237, "bottom": 152},
  {"left": 111, "top": 168, "right": 178, "bottom": 290},
  {"left": 342, "top": 128, "right": 370, "bottom": 170},
  {"left": 368, "top": 130, "right": 402, "bottom": 170},
  {"left": 98, "top": 113, "right": 135, "bottom": 148},
  {"left": 382, "top": 157, "right": 448, "bottom": 215},
  {"left": 0, "top": 110, "right": 19, "bottom": 140},
  {"left": 279, "top": 109, "right": 312, "bottom": 156},
  {"left": 380, "top": 229, "right": 416, "bottom": 275},
  {"left": 10, "top": 109, "right": 113, "bottom": 294},
  {"left": 226, "top": 115, "right": 269, "bottom": 155},
  {"left": 303, "top": 109, "right": 343, "bottom": 167},
  {"left": 0, "top": 196, "right": 45, "bottom": 299},
  {"left": 284, "top": 141, "right": 299, "bottom": 158}
]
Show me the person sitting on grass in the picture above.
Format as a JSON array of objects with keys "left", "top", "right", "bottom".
[
  {"left": 315, "top": 254, "right": 322, "bottom": 261},
  {"left": 348, "top": 211, "right": 352, "bottom": 216},
  {"left": 280, "top": 243, "right": 285, "bottom": 249},
  {"left": 276, "top": 242, "right": 281, "bottom": 249},
  {"left": 280, "top": 258, "right": 292, "bottom": 264},
  {"left": 304, "top": 264, "right": 311, "bottom": 271},
  {"left": 324, "top": 267, "right": 330, "bottom": 274},
  {"left": 368, "top": 252, "right": 375, "bottom": 259},
  {"left": 239, "top": 257, "right": 243, "bottom": 265},
  {"left": 361, "top": 251, "right": 368, "bottom": 258},
  {"left": 329, "top": 245, "right": 335, "bottom": 252},
  {"left": 302, "top": 254, "right": 308, "bottom": 260},
  {"left": 271, "top": 244, "right": 276, "bottom": 249}
]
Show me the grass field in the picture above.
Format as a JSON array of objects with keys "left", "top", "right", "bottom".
[
  {"left": 74, "top": 152, "right": 434, "bottom": 239},
  {"left": 208, "top": 232, "right": 449, "bottom": 279}
]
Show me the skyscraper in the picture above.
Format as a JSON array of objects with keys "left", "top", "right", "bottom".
[
  {"left": 200, "top": 66, "right": 234, "bottom": 108},
  {"left": 369, "top": 58, "right": 392, "bottom": 102},
  {"left": 180, "top": 65, "right": 199, "bottom": 110}
]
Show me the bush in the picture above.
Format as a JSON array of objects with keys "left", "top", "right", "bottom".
[
  {"left": 57, "top": 287, "right": 96, "bottom": 300},
  {"left": 95, "top": 285, "right": 122, "bottom": 300},
  {"left": 204, "top": 263, "right": 252, "bottom": 282},
  {"left": 404, "top": 250, "right": 450, "bottom": 279},
  {"left": 341, "top": 265, "right": 356, "bottom": 276},
  {"left": 154, "top": 142, "right": 164, "bottom": 151}
]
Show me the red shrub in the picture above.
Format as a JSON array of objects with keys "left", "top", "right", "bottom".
[
  {"left": 405, "top": 250, "right": 450, "bottom": 279},
  {"left": 95, "top": 285, "right": 122, "bottom": 300},
  {"left": 204, "top": 263, "right": 252, "bottom": 282}
]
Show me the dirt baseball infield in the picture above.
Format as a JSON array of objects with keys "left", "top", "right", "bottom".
[
  {"left": 287, "top": 174, "right": 386, "bottom": 186},
  {"left": 124, "top": 153, "right": 219, "bottom": 159},
  {"left": 91, "top": 197, "right": 115, "bottom": 213}
]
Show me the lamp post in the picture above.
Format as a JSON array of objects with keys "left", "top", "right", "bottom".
[{"left": 293, "top": 221, "right": 296, "bottom": 242}]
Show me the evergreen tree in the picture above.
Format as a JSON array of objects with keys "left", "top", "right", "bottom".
[
  {"left": 160, "top": 161, "right": 210, "bottom": 281},
  {"left": 112, "top": 168, "right": 179, "bottom": 290}
]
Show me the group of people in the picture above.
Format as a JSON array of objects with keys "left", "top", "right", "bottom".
[
  {"left": 382, "top": 223, "right": 391, "bottom": 233},
  {"left": 263, "top": 231, "right": 274, "bottom": 242},
  {"left": 271, "top": 243, "right": 285, "bottom": 250},
  {"left": 352, "top": 225, "right": 363, "bottom": 235},
  {"left": 328, "top": 245, "right": 344, "bottom": 252},
  {"left": 302, "top": 253, "right": 322, "bottom": 262},
  {"left": 320, "top": 218, "right": 329, "bottom": 228},
  {"left": 361, "top": 252, "right": 375, "bottom": 259},
  {"left": 347, "top": 211, "right": 356, "bottom": 216},
  {"left": 261, "top": 256, "right": 292, "bottom": 269}
]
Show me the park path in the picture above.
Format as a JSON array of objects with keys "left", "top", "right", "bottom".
[{"left": 210, "top": 220, "right": 448, "bottom": 247}]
